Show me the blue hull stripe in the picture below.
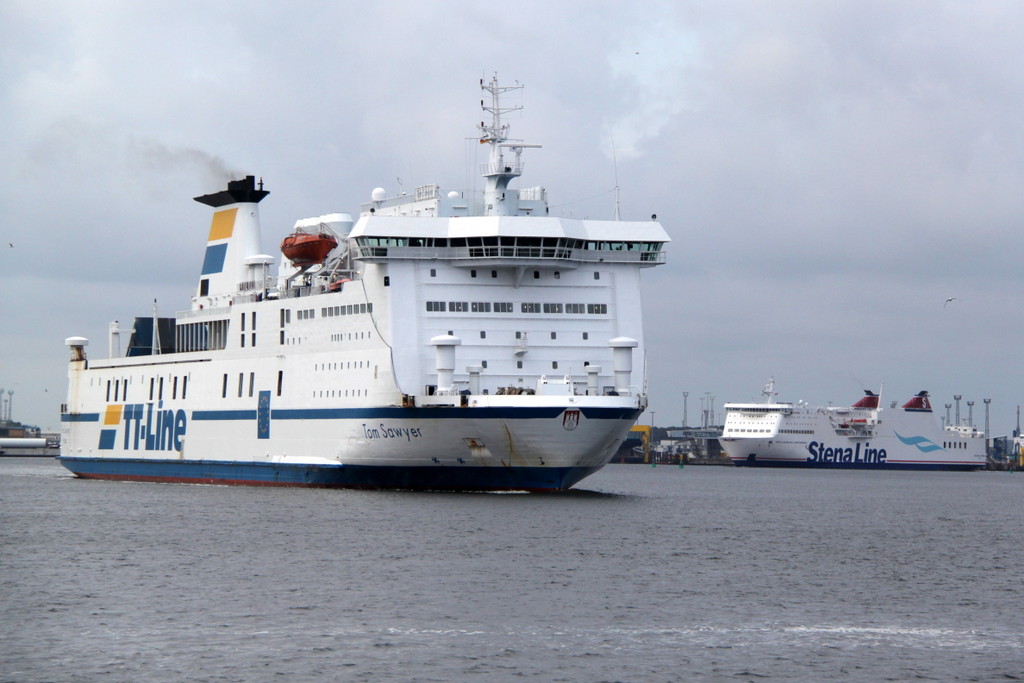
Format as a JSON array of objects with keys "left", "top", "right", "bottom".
[
  {"left": 56, "top": 456, "right": 599, "bottom": 491},
  {"left": 731, "top": 459, "right": 982, "bottom": 472},
  {"left": 110, "top": 406, "right": 640, "bottom": 422},
  {"left": 192, "top": 410, "right": 257, "bottom": 420},
  {"left": 62, "top": 413, "right": 100, "bottom": 422},
  {"left": 66, "top": 407, "right": 639, "bottom": 424}
]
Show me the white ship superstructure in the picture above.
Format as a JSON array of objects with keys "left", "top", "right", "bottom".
[
  {"left": 58, "top": 77, "right": 670, "bottom": 490},
  {"left": 719, "top": 379, "right": 986, "bottom": 470}
]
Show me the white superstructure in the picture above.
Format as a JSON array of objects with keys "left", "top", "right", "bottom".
[{"left": 58, "top": 76, "right": 671, "bottom": 490}]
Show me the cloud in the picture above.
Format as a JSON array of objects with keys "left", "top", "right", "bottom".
[{"left": 3, "top": 0, "right": 1024, "bottom": 436}]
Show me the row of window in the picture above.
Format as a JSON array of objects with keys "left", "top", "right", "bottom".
[
  {"left": 323, "top": 303, "right": 371, "bottom": 317},
  {"left": 315, "top": 389, "right": 367, "bottom": 398},
  {"left": 278, "top": 305, "right": 369, "bottom": 325},
  {"left": 104, "top": 363, "right": 378, "bottom": 404},
  {"left": 105, "top": 374, "right": 189, "bottom": 402},
  {"left": 329, "top": 331, "right": 370, "bottom": 342},
  {"left": 221, "top": 371, "right": 284, "bottom": 399},
  {"left": 359, "top": 236, "right": 662, "bottom": 252},
  {"left": 426, "top": 301, "right": 608, "bottom": 314},
  {"left": 432, "top": 268, "right": 600, "bottom": 280},
  {"left": 314, "top": 360, "right": 369, "bottom": 371},
  {"left": 284, "top": 304, "right": 374, "bottom": 322}
]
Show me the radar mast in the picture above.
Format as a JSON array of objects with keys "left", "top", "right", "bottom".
[{"left": 478, "top": 75, "right": 541, "bottom": 216}]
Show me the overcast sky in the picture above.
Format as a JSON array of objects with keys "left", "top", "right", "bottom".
[{"left": 2, "top": 1, "right": 1023, "bottom": 437}]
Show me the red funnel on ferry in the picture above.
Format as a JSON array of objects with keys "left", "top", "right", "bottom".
[
  {"left": 851, "top": 390, "right": 880, "bottom": 409},
  {"left": 901, "top": 391, "right": 932, "bottom": 411}
]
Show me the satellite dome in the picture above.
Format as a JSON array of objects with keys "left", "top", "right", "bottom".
[
  {"left": 447, "top": 190, "right": 459, "bottom": 199},
  {"left": 371, "top": 187, "right": 386, "bottom": 201}
]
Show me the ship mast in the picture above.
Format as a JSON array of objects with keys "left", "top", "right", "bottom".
[{"left": 478, "top": 75, "right": 540, "bottom": 216}]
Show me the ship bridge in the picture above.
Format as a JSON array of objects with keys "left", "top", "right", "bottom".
[{"left": 349, "top": 215, "right": 669, "bottom": 269}]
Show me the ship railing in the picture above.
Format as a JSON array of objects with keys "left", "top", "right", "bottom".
[
  {"left": 233, "top": 289, "right": 279, "bottom": 305},
  {"left": 480, "top": 160, "right": 524, "bottom": 176},
  {"left": 832, "top": 427, "right": 876, "bottom": 437},
  {"left": 354, "top": 245, "right": 665, "bottom": 265},
  {"left": 430, "top": 383, "right": 644, "bottom": 399},
  {"left": 178, "top": 305, "right": 233, "bottom": 320},
  {"left": 279, "top": 284, "right": 316, "bottom": 300}
]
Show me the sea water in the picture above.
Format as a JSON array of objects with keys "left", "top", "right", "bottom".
[{"left": 2, "top": 458, "right": 1022, "bottom": 682}]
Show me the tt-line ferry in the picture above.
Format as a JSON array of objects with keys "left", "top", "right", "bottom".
[
  {"left": 58, "top": 76, "right": 671, "bottom": 491},
  {"left": 719, "top": 379, "right": 987, "bottom": 470}
]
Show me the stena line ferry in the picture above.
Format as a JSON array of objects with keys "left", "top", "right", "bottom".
[
  {"left": 58, "top": 76, "right": 671, "bottom": 491},
  {"left": 719, "top": 379, "right": 987, "bottom": 470}
]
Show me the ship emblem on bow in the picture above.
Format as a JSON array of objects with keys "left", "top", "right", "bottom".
[{"left": 562, "top": 409, "right": 581, "bottom": 431}]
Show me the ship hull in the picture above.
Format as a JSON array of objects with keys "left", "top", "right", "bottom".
[
  {"left": 720, "top": 435, "right": 986, "bottom": 471},
  {"left": 725, "top": 451, "right": 983, "bottom": 471},
  {"left": 56, "top": 456, "right": 601, "bottom": 491},
  {"left": 60, "top": 402, "right": 641, "bottom": 491}
]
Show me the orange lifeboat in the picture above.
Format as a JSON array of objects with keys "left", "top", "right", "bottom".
[{"left": 280, "top": 229, "right": 338, "bottom": 266}]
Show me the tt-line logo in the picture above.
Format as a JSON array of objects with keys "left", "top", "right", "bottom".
[{"left": 97, "top": 402, "right": 187, "bottom": 451}]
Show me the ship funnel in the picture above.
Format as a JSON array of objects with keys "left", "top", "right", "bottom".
[{"left": 193, "top": 175, "right": 270, "bottom": 305}]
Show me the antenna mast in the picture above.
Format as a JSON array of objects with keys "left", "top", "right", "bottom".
[{"left": 478, "top": 75, "right": 540, "bottom": 216}]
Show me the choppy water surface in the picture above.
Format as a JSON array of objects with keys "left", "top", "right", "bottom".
[{"left": 2, "top": 458, "right": 1022, "bottom": 681}]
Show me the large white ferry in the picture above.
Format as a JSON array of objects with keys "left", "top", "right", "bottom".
[
  {"left": 58, "top": 77, "right": 670, "bottom": 490},
  {"left": 719, "top": 380, "right": 987, "bottom": 470}
]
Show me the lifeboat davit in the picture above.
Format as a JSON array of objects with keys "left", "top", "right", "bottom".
[{"left": 280, "top": 229, "right": 338, "bottom": 266}]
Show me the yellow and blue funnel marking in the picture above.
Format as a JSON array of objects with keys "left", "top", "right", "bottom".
[{"left": 201, "top": 208, "right": 236, "bottom": 275}]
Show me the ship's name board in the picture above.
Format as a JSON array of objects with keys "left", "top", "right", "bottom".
[
  {"left": 806, "top": 440, "right": 886, "bottom": 464},
  {"left": 100, "top": 403, "right": 186, "bottom": 451},
  {"left": 362, "top": 423, "right": 423, "bottom": 441}
]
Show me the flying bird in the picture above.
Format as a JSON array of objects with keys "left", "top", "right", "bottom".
[
  {"left": 7, "top": 242, "right": 12, "bottom": 248},
  {"left": 944, "top": 297, "right": 959, "bottom": 308}
]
